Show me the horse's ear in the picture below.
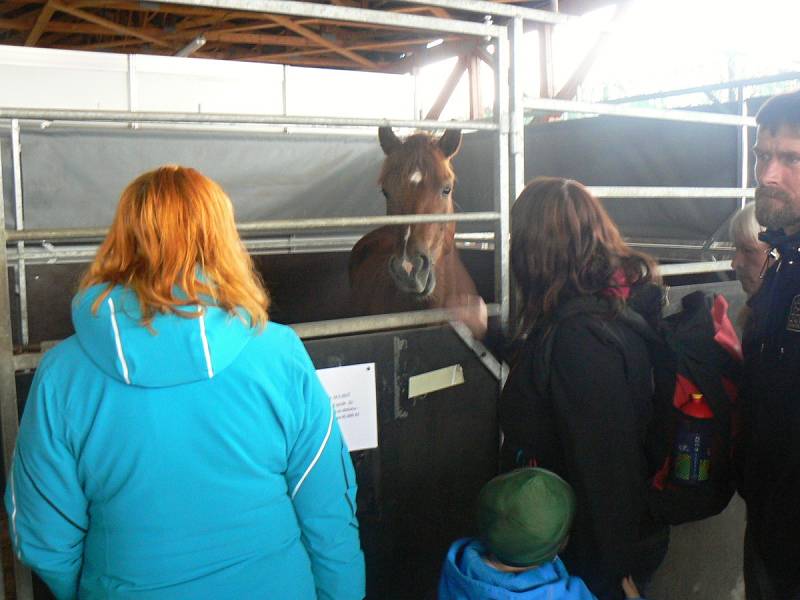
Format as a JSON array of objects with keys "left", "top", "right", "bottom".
[
  {"left": 438, "top": 129, "right": 462, "bottom": 158},
  {"left": 379, "top": 126, "right": 402, "bottom": 155}
]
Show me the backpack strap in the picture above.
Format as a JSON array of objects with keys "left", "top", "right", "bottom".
[{"left": 531, "top": 296, "right": 657, "bottom": 397}]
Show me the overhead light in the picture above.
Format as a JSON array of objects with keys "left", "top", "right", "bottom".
[
  {"left": 175, "top": 34, "right": 206, "bottom": 57},
  {"left": 426, "top": 38, "right": 444, "bottom": 49}
]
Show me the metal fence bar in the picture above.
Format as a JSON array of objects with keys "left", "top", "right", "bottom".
[
  {"left": 494, "top": 30, "right": 511, "bottom": 333},
  {"left": 11, "top": 120, "right": 28, "bottom": 346},
  {"left": 509, "top": 18, "right": 526, "bottom": 202},
  {"left": 659, "top": 260, "right": 732, "bottom": 276},
  {"left": 13, "top": 304, "right": 502, "bottom": 371},
  {"left": 524, "top": 97, "right": 757, "bottom": 127},
  {"left": 606, "top": 71, "right": 800, "bottom": 105},
  {"left": 0, "top": 108, "right": 497, "bottom": 131},
  {"left": 399, "top": 0, "right": 574, "bottom": 25},
  {"left": 739, "top": 93, "right": 750, "bottom": 210},
  {"left": 167, "top": 0, "right": 504, "bottom": 36},
  {"left": 589, "top": 186, "right": 756, "bottom": 198},
  {"left": 7, "top": 231, "right": 497, "bottom": 264},
  {"left": 6, "top": 212, "right": 501, "bottom": 243},
  {"left": 0, "top": 131, "right": 35, "bottom": 600}
]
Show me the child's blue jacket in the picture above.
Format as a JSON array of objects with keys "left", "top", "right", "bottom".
[{"left": 439, "top": 538, "right": 597, "bottom": 600}]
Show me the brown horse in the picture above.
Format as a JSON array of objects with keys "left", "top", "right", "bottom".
[{"left": 348, "top": 126, "right": 480, "bottom": 320}]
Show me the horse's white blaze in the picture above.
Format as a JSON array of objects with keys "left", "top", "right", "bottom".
[
  {"left": 401, "top": 225, "right": 414, "bottom": 273},
  {"left": 409, "top": 170, "right": 423, "bottom": 184}
]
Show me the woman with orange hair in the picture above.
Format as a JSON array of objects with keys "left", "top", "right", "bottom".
[
  {"left": 499, "top": 177, "right": 668, "bottom": 600},
  {"left": 5, "top": 166, "right": 365, "bottom": 599}
]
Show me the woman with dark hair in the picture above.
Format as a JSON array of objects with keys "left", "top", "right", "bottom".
[
  {"left": 5, "top": 166, "right": 365, "bottom": 600},
  {"left": 499, "top": 177, "right": 668, "bottom": 600}
]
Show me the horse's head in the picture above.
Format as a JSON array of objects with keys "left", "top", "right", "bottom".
[{"left": 377, "top": 126, "right": 462, "bottom": 298}]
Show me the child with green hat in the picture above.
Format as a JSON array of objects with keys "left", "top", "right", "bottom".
[{"left": 438, "top": 468, "right": 647, "bottom": 599}]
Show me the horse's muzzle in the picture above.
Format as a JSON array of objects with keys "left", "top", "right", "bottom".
[{"left": 389, "top": 254, "right": 436, "bottom": 297}]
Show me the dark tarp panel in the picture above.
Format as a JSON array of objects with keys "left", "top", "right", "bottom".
[
  {"left": 10, "top": 128, "right": 386, "bottom": 229},
  {"left": 3, "top": 96, "right": 762, "bottom": 241},
  {"left": 454, "top": 112, "right": 754, "bottom": 242}
]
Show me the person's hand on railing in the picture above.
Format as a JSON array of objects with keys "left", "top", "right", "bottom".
[{"left": 446, "top": 293, "right": 488, "bottom": 340}]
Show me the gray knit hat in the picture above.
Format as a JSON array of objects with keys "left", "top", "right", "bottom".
[{"left": 477, "top": 468, "right": 576, "bottom": 567}]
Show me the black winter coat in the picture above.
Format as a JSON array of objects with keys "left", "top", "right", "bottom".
[
  {"left": 740, "top": 229, "right": 800, "bottom": 593},
  {"left": 499, "top": 295, "right": 667, "bottom": 600}
]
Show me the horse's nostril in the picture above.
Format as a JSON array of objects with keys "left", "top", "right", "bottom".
[{"left": 418, "top": 254, "right": 431, "bottom": 271}]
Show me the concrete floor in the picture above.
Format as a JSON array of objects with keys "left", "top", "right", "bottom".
[{"left": 649, "top": 494, "right": 746, "bottom": 600}]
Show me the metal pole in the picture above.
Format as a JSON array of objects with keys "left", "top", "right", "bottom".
[
  {"left": 588, "top": 186, "right": 756, "bottom": 198},
  {"left": 0, "top": 107, "right": 498, "bottom": 132},
  {"left": 659, "top": 261, "right": 732, "bottom": 276},
  {"left": 281, "top": 65, "right": 288, "bottom": 117},
  {"left": 509, "top": 18, "right": 525, "bottom": 200},
  {"left": 494, "top": 30, "right": 511, "bottom": 333},
  {"left": 524, "top": 97, "right": 757, "bottom": 127},
  {"left": 6, "top": 232, "right": 497, "bottom": 265},
  {"left": 6, "top": 211, "right": 502, "bottom": 243},
  {"left": 739, "top": 89, "right": 750, "bottom": 210},
  {"left": 606, "top": 71, "right": 800, "bottom": 105},
  {"left": 11, "top": 120, "right": 27, "bottom": 346},
  {"left": 0, "top": 128, "right": 35, "bottom": 600},
  {"left": 14, "top": 304, "right": 502, "bottom": 369},
  {"left": 538, "top": 23, "right": 554, "bottom": 99},
  {"left": 162, "top": 0, "right": 504, "bottom": 36},
  {"left": 399, "top": 0, "right": 574, "bottom": 25}
]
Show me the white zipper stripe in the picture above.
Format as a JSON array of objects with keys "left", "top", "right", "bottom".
[
  {"left": 291, "top": 404, "right": 334, "bottom": 500},
  {"left": 108, "top": 298, "right": 131, "bottom": 385},
  {"left": 198, "top": 310, "right": 214, "bottom": 379}
]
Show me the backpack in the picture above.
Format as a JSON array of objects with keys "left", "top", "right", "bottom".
[
  {"left": 645, "top": 290, "right": 742, "bottom": 525},
  {"left": 530, "top": 289, "right": 742, "bottom": 526}
]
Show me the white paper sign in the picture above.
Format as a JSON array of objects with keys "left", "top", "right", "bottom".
[{"left": 316, "top": 363, "right": 379, "bottom": 452}]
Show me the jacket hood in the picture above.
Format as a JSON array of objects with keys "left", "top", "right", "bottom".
[
  {"left": 72, "top": 284, "right": 257, "bottom": 387},
  {"left": 438, "top": 538, "right": 580, "bottom": 600}
]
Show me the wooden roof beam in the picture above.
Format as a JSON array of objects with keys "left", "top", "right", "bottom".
[
  {"left": 24, "top": 0, "right": 56, "bottom": 46},
  {"left": 49, "top": 1, "right": 176, "bottom": 49},
  {"left": 233, "top": 52, "right": 382, "bottom": 70},
  {"left": 2, "top": 15, "right": 315, "bottom": 49},
  {"left": 426, "top": 54, "right": 468, "bottom": 120},
  {"left": 266, "top": 13, "right": 376, "bottom": 69},
  {"left": 256, "top": 34, "right": 458, "bottom": 63}
]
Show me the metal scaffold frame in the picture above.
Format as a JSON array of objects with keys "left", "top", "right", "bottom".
[
  {"left": 0, "top": 4, "right": 513, "bottom": 597},
  {"left": 0, "top": 2, "right": 794, "bottom": 598}
]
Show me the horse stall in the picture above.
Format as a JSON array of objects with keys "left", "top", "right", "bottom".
[
  {"left": 0, "top": 2, "right": 785, "bottom": 599},
  {"left": 1, "top": 104, "right": 756, "bottom": 600},
  {"left": 2, "top": 122, "right": 507, "bottom": 600},
  {"left": 0, "top": 5, "right": 514, "bottom": 599}
]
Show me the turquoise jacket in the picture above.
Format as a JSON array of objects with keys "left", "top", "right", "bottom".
[
  {"left": 439, "top": 539, "right": 598, "bottom": 600},
  {"left": 5, "top": 284, "right": 365, "bottom": 599}
]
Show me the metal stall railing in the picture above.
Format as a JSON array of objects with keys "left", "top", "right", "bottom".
[
  {"left": 522, "top": 95, "right": 758, "bottom": 276},
  {"left": 390, "top": 1, "right": 763, "bottom": 280},
  {"left": 0, "top": 2, "right": 526, "bottom": 597},
  {"left": 1, "top": 1, "right": 786, "bottom": 597}
]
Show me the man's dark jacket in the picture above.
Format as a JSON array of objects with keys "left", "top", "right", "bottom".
[
  {"left": 739, "top": 229, "right": 800, "bottom": 594},
  {"left": 499, "top": 291, "right": 668, "bottom": 600}
]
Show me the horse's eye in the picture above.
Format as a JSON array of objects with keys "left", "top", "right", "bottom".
[{"left": 442, "top": 186, "right": 452, "bottom": 196}]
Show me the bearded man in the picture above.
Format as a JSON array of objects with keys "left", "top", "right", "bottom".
[{"left": 739, "top": 90, "right": 800, "bottom": 600}]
